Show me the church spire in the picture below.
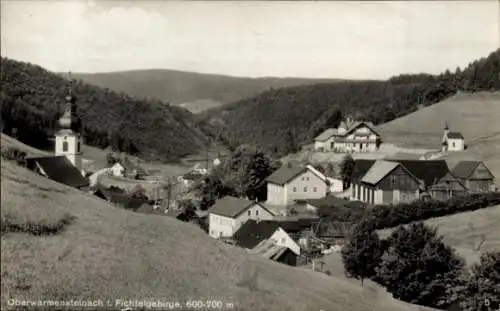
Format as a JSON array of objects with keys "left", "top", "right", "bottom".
[{"left": 59, "top": 73, "right": 78, "bottom": 131}]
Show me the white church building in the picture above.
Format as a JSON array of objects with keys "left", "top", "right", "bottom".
[{"left": 26, "top": 79, "right": 89, "bottom": 189}]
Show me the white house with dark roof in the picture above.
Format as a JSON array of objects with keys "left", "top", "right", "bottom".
[
  {"left": 314, "top": 117, "right": 381, "bottom": 153},
  {"left": 208, "top": 196, "right": 274, "bottom": 239},
  {"left": 441, "top": 123, "right": 465, "bottom": 152},
  {"left": 266, "top": 165, "right": 328, "bottom": 206}
]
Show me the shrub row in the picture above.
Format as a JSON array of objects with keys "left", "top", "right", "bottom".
[
  {"left": 1, "top": 147, "right": 27, "bottom": 166},
  {"left": 364, "top": 192, "right": 500, "bottom": 229}
]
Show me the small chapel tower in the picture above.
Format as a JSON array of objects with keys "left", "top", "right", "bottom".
[{"left": 55, "top": 74, "right": 83, "bottom": 173}]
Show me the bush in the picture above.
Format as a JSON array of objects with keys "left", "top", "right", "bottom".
[
  {"left": 459, "top": 251, "right": 500, "bottom": 311},
  {"left": 366, "top": 192, "right": 500, "bottom": 230},
  {"left": 341, "top": 221, "right": 382, "bottom": 286},
  {"left": 1, "top": 147, "right": 27, "bottom": 166},
  {"left": 376, "top": 222, "right": 465, "bottom": 309}
]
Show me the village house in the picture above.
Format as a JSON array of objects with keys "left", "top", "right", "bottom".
[
  {"left": 313, "top": 117, "right": 381, "bottom": 153},
  {"left": 208, "top": 196, "right": 274, "bottom": 239},
  {"left": 232, "top": 220, "right": 302, "bottom": 255},
  {"left": 450, "top": 160, "right": 497, "bottom": 193},
  {"left": 25, "top": 81, "right": 89, "bottom": 189},
  {"left": 349, "top": 159, "right": 450, "bottom": 205},
  {"left": 428, "top": 172, "right": 468, "bottom": 201},
  {"left": 266, "top": 165, "right": 328, "bottom": 206},
  {"left": 441, "top": 123, "right": 465, "bottom": 152}
]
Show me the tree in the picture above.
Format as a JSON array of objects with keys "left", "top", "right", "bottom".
[
  {"left": 459, "top": 251, "right": 500, "bottom": 311},
  {"left": 222, "top": 145, "right": 278, "bottom": 201},
  {"left": 284, "top": 129, "right": 299, "bottom": 154},
  {"left": 376, "top": 222, "right": 465, "bottom": 309},
  {"left": 339, "top": 154, "right": 355, "bottom": 190},
  {"left": 341, "top": 221, "right": 382, "bottom": 287}
]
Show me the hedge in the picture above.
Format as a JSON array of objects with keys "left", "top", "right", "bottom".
[{"left": 364, "top": 192, "right": 500, "bottom": 230}]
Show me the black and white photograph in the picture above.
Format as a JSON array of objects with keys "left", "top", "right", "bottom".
[{"left": 1, "top": 1, "right": 499, "bottom": 310}]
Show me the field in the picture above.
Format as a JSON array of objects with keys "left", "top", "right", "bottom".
[
  {"left": 0, "top": 160, "right": 438, "bottom": 311},
  {"left": 378, "top": 204, "right": 500, "bottom": 265},
  {"left": 377, "top": 92, "right": 500, "bottom": 149}
]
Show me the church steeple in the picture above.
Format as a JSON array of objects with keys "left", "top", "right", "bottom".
[
  {"left": 58, "top": 72, "right": 79, "bottom": 132},
  {"left": 55, "top": 73, "right": 84, "bottom": 175}
]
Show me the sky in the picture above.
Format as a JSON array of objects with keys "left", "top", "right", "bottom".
[{"left": 1, "top": 0, "right": 499, "bottom": 79}]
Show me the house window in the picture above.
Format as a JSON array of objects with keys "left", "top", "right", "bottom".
[
  {"left": 248, "top": 210, "right": 251, "bottom": 216},
  {"left": 62, "top": 141, "right": 68, "bottom": 152},
  {"left": 293, "top": 187, "right": 297, "bottom": 192},
  {"left": 281, "top": 237, "right": 286, "bottom": 244},
  {"left": 391, "top": 176, "right": 397, "bottom": 186},
  {"left": 306, "top": 177, "right": 310, "bottom": 181},
  {"left": 452, "top": 142, "right": 456, "bottom": 148},
  {"left": 303, "top": 187, "right": 307, "bottom": 192},
  {"left": 313, "top": 187, "right": 317, "bottom": 192},
  {"left": 256, "top": 210, "right": 259, "bottom": 216},
  {"left": 77, "top": 141, "right": 81, "bottom": 152}
]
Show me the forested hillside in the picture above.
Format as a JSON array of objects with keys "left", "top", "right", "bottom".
[
  {"left": 65, "top": 70, "right": 341, "bottom": 112},
  {"left": 0, "top": 58, "right": 215, "bottom": 162},
  {"left": 206, "top": 49, "right": 500, "bottom": 155}
]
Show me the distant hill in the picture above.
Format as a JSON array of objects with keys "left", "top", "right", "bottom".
[
  {"left": 1, "top": 159, "right": 440, "bottom": 311},
  {"left": 63, "top": 69, "right": 342, "bottom": 113},
  {"left": 377, "top": 92, "right": 500, "bottom": 180},
  {"left": 205, "top": 49, "right": 500, "bottom": 155},
  {"left": 1, "top": 58, "right": 216, "bottom": 162},
  {"left": 378, "top": 92, "right": 500, "bottom": 149}
]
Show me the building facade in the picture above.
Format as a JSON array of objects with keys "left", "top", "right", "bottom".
[
  {"left": 441, "top": 123, "right": 465, "bottom": 152},
  {"left": 314, "top": 118, "right": 381, "bottom": 153},
  {"left": 451, "top": 161, "right": 496, "bottom": 193},
  {"left": 351, "top": 161, "right": 420, "bottom": 205},
  {"left": 266, "top": 166, "right": 328, "bottom": 206},
  {"left": 208, "top": 197, "right": 274, "bottom": 238}
]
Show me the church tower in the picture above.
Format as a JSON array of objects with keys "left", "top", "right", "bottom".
[{"left": 55, "top": 74, "right": 83, "bottom": 174}]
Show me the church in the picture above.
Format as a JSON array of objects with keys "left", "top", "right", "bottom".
[{"left": 25, "top": 80, "right": 89, "bottom": 189}]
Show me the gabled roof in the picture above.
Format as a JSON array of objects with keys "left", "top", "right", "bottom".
[
  {"left": 314, "top": 128, "right": 338, "bottom": 141},
  {"left": 351, "top": 159, "right": 378, "bottom": 182},
  {"left": 361, "top": 160, "right": 401, "bottom": 185},
  {"left": 451, "top": 161, "right": 492, "bottom": 179},
  {"left": 266, "top": 166, "right": 307, "bottom": 185},
  {"left": 251, "top": 239, "right": 290, "bottom": 260},
  {"left": 266, "top": 165, "right": 326, "bottom": 186},
  {"left": 233, "top": 220, "right": 282, "bottom": 249},
  {"left": 208, "top": 196, "right": 270, "bottom": 218},
  {"left": 343, "top": 121, "right": 379, "bottom": 137},
  {"left": 446, "top": 132, "right": 464, "bottom": 139},
  {"left": 352, "top": 159, "right": 450, "bottom": 187},
  {"left": 26, "top": 156, "right": 89, "bottom": 188}
]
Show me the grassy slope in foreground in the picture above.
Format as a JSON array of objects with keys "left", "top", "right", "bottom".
[
  {"left": 377, "top": 92, "right": 500, "bottom": 149},
  {"left": 378, "top": 204, "right": 500, "bottom": 265},
  {"left": 0, "top": 160, "right": 437, "bottom": 311}
]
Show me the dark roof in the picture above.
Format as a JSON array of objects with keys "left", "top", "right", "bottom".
[
  {"left": 266, "top": 166, "right": 307, "bottom": 185},
  {"left": 447, "top": 132, "right": 464, "bottom": 139},
  {"left": 233, "top": 218, "right": 315, "bottom": 249},
  {"left": 209, "top": 196, "right": 270, "bottom": 218},
  {"left": 233, "top": 220, "right": 282, "bottom": 249},
  {"left": 352, "top": 159, "right": 450, "bottom": 187},
  {"left": 26, "top": 156, "right": 89, "bottom": 188},
  {"left": 451, "top": 161, "right": 481, "bottom": 179}
]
